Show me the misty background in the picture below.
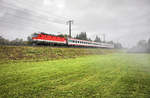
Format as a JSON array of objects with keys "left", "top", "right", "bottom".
[{"left": 0, "top": 0, "right": 150, "bottom": 48}]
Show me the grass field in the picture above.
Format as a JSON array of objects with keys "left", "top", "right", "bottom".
[{"left": 0, "top": 53, "right": 150, "bottom": 98}]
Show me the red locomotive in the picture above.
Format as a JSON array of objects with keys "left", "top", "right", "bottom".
[
  {"left": 32, "top": 32, "right": 114, "bottom": 48},
  {"left": 32, "top": 33, "right": 66, "bottom": 44}
]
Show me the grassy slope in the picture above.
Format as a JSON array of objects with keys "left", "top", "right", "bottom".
[
  {"left": 0, "top": 53, "right": 150, "bottom": 98},
  {"left": 0, "top": 46, "right": 116, "bottom": 63}
]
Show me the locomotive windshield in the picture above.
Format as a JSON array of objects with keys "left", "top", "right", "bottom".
[{"left": 32, "top": 33, "right": 38, "bottom": 37}]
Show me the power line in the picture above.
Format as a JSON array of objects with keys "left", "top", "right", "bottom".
[
  {"left": 0, "top": 5, "right": 69, "bottom": 31},
  {"left": 0, "top": 1, "right": 69, "bottom": 22},
  {"left": 0, "top": 4, "right": 66, "bottom": 25},
  {"left": 12, "top": 0, "right": 69, "bottom": 19}
]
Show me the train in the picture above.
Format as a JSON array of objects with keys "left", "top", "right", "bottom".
[{"left": 32, "top": 32, "right": 114, "bottom": 48}]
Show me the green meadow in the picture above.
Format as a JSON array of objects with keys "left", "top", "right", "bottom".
[{"left": 0, "top": 52, "right": 150, "bottom": 98}]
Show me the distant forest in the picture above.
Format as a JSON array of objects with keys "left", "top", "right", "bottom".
[
  {"left": 0, "top": 32, "right": 123, "bottom": 48},
  {"left": 128, "top": 39, "right": 150, "bottom": 53}
]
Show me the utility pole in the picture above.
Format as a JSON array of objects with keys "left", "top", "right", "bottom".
[
  {"left": 103, "top": 34, "right": 105, "bottom": 42},
  {"left": 100, "top": 34, "right": 105, "bottom": 43},
  {"left": 66, "top": 20, "right": 73, "bottom": 38}
]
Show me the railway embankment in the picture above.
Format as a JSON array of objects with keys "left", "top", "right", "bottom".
[{"left": 0, "top": 46, "right": 117, "bottom": 63}]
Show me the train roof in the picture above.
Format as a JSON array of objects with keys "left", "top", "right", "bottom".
[
  {"left": 39, "top": 32, "right": 66, "bottom": 38},
  {"left": 68, "top": 38, "right": 109, "bottom": 44},
  {"left": 68, "top": 38, "right": 94, "bottom": 42}
]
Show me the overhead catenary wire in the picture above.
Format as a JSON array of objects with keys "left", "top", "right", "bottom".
[
  {"left": 0, "top": 2, "right": 70, "bottom": 34},
  {"left": 7, "top": 0, "right": 70, "bottom": 20},
  {"left": 0, "top": 1, "right": 69, "bottom": 22},
  {"left": 0, "top": 4, "right": 67, "bottom": 25},
  {"left": 0, "top": 11, "right": 65, "bottom": 26}
]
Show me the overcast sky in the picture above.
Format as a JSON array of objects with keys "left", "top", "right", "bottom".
[{"left": 0, "top": 0, "right": 150, "bottom": 47}]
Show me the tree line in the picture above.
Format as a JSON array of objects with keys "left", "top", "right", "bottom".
[{"left": 0, "top": 36, "right": 27, "bottom": 46}]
